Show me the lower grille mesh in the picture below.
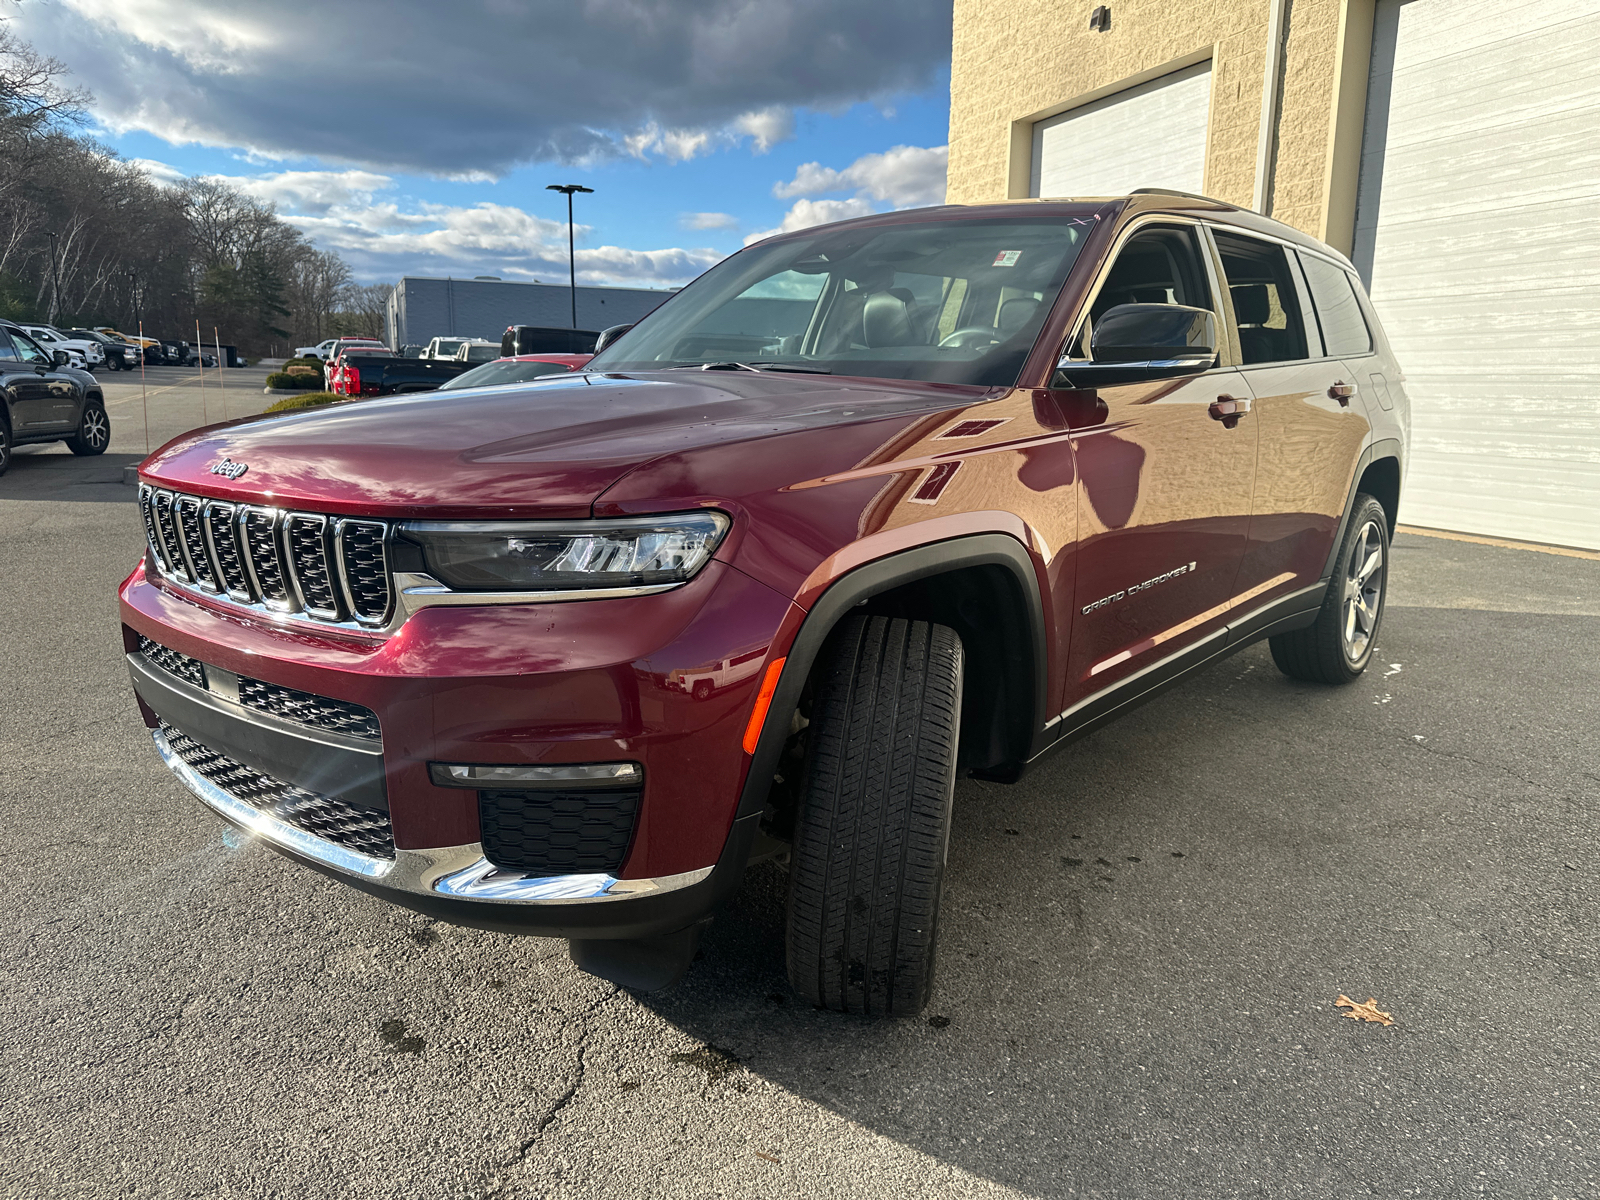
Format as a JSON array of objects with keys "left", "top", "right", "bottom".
[
  {"left": 237, "top": 677, "right": 381, "bottom": 741},
  {"left": 138, "top": 635, "right": 205, "bottom": 689},
  {"left": 162, "top": 722, "right": 394, "bottom": 859},
  {"left": 479, "top": 789, "right": 640, "bottom": 876}
]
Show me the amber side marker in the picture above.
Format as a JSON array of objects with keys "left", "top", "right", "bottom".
[{"left": 742, "top": 657, "right": 787, "bottom": 754}]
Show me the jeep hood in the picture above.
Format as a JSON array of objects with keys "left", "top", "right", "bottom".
[{"left": 138, "top": 371, "right": 989, "bottom": 518}]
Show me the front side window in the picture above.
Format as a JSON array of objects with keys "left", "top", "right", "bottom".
[
  {"left": 10, "top": 330, "right": 50, "bottom": 365},
  {"left": 1213, "top": 231, "right": 1310, "bottom": 365},
  {"left": 1298, "top": 252, "right": 1372, "bottom": 357},
  {"left": 585, "top": 215, "right": 1099, "bottom": 387}
]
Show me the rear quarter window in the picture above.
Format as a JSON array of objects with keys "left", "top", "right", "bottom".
[{"left": 1299, "top": 253, "right": 1373, "bottom": 357}]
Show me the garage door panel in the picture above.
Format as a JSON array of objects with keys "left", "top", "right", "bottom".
[
  {"left": 1357, "top": 0, "right": 1600, "bottom": 548},
  {"left": 1031, "top": 63, "right": 1211, "bottom": 199}
]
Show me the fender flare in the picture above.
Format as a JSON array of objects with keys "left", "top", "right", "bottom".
[
  {"left": 1320, "top": 437, "right": 1403, "bottom": 583},
  {"left": 735, "top": 532, "right": 1049, "bottom": 818}
]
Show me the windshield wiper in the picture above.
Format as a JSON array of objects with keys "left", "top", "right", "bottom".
[
  {"left": 694, "top": 361, "right": 763, "bottom": 373},
  {"left": 746, "top": 362, "right": 833, "bottom": 374}
]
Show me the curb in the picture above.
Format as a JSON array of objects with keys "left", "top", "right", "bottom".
[{"left": 122, "top": 464, "right": 139, "bottom": 486}]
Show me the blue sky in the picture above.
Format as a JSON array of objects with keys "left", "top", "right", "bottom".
[{"left": 15, "top": 1, "right": 954, "bottom": 288}]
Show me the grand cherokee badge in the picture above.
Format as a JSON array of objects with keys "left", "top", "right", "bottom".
[{"left": 210, "top": 458, "right": 248, "bottom": 480}]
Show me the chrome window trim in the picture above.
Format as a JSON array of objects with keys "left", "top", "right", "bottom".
[{"left": 154, "top": 726, "right": 711, "bottom": 903}]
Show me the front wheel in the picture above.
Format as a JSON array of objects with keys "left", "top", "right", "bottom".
[
  {"left": 67, "top": 401, "right": 110, "bottom": 456},
  {"left": 0, "top": 420, "right": 11, "bottom": 477},
  {"left": 785, "top": 614, "right": 963, "bottom": 1017},
  {"left": 1269, "top": 494, "right": 1389, "bottom": 684}
]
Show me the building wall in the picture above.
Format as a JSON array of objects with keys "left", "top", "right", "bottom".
[
  {"left": 947, "top": 0, "right": 1373, "bottom": 252},
  {"left": 384, "top": 278, "right": 674, "bottom": 348}
]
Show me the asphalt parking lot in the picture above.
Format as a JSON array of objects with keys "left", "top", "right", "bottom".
[{"left": 2, "top": 416, "right": 1597, "bottom": 1198}]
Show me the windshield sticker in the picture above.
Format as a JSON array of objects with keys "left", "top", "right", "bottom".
[{"left": 992, "top": 250, "right": 1022, "bottom": 267}]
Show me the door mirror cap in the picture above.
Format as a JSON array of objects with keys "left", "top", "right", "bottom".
[
  {"left": 1056, "top": 303, "right": 1217, "bottom": 386},
  {"left": 51, "top": 349, "right": 70, "bottom": 366},
  {"left": 594, "top": 323, "right": 633, "bottom": 354}
]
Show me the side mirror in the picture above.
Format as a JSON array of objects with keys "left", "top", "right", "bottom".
[
  {"left": 1056, "top": 303, "right": 1216, "bottom": 386},
  {"left": 594, "top": 323, "right": 633, "bottom": 353},
  {"left": 52, "top": 350, "right": 70, "bottom": 366}
]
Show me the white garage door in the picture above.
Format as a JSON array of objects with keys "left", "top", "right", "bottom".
[
  {"left": 1031, "top": 62, "right": 1212, "bottom": 199},
  {"left": 1353, "top": 0, "right": 1600, "bottom": 549}
]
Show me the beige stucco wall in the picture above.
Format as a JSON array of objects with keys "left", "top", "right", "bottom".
[{"left": 947, "top": 0, "right": 1372, "bottom": 252}]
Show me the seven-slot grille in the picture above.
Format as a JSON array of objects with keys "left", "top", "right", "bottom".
[
  {"left": 139, "top": 484, "right": 392, "bottom": 627},
  {"left": 160, "top": 722, "right": 394, "bottom": 859}
]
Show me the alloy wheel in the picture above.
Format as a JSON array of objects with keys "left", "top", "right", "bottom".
[
  {"left": 82, "top": 407, "right": 109, "bottom": 450},
  {"left": 1341, "top": 519, "right": 1385, "bottom": 663}
]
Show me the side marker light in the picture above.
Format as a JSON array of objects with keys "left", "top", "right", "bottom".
[{"left": 742, "top": 656, "right": 787, "bottom": 755}]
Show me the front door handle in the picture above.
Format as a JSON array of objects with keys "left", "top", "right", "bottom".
[
  {"left": 1329, "top": 380, "right": 1357, "bottom": 406},
  {"left": 1209, "top": 395, "right": 1251, "bottom": 429}
]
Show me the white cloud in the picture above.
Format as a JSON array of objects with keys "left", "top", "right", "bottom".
[
  {"left": 732, "top": 107, "right": 795, "bottom": 154},
  {"left": 743, "top": 197, "right": 876, "bottom": 246},
  {"left": 744, "top": 143, "right": 949, "bottom": 245},
  {"left": 210, "top": 168, "right": 395, "bottom": 215},
  {"left": 680, "top": 212, "right": 740, "bottom": 231},
  {"left": 128, "top": 157, "right": 188, "bottom": 187},
  {"left": 774, "top": 144, "right": 948, "bottom": 208},
  {"left": 13, "top": 0, "right": 950, "bottom": 177}
]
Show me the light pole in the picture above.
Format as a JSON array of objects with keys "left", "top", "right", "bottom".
[
  {"left": 45, "top": 231, "right": 61, "bottom": 324},
  {"left": 546, "top": 183, "right": 593, "bottom": 328}
]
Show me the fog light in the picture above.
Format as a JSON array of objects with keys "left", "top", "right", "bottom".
[{"left": 429, "top": 761, "right": 643, "bottom": 789}]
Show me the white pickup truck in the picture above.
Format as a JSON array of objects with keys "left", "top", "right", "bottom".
[{"left": 19, "top": 324, "right": 104, "bottom": 370}]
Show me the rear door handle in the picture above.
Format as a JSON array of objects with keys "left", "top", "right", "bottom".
[
  {"left": 1329, "top": 380, "right": 1357, "bottom": 406},
  {"left": 1209, "top": 395, "right": 1251, "bottom": 428}
]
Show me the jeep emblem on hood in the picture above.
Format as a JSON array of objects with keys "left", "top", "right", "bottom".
[{"left": 210, "top": 458, "right": 248, "bottom": 480}]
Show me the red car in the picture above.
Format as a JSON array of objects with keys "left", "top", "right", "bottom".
[{"left": 121, "top": 193, "right": 1407, "bottom": 1015}]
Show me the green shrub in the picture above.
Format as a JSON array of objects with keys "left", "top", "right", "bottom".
[
  {"left": 265, "top": 371, "right": 323, "bottom": 389},
  {"left": 264, "top": 391, "right": 341, "bottom": 413}
]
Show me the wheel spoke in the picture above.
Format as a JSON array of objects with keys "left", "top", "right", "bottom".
[{"left": 1358, "top": 549, "right": 1382, "bottom": 583}]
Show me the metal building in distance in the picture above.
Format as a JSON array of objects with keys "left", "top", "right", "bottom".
[{"left": 385, "top": 277, "right": 673, "bottom": 349}]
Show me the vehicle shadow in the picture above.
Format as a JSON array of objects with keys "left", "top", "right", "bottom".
[
  {"left": 629, "top": 644, "right": 1406, "bottom": 1197},
  {"left": 0, "top": 450, "right": 143, "bottom": 503}
]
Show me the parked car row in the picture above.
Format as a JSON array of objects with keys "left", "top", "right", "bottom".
[{"left": 0, "top": 320, "right": 110, "bottom": 475}]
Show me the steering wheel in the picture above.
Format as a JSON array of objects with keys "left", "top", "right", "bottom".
[{"left": 938, "top": 326, "right": 1001, "bottom": 350}]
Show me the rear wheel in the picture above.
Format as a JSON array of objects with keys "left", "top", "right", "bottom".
[
  {"left": 785, "top": 614, "right": 963, "bottom": 1017},
  {"left": 1269, "top": 494, "right": 1389, "bottom": 684},
  {"left": 67, "top": 401, "right": 110, "bottom": 456}
]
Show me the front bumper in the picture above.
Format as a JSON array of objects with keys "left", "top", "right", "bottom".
[
  {"left": 121, "top": 553, "right": 794, "bottom": 937},
  {"left": 154, "top": 723, "right": 758, "bottom": 938}
]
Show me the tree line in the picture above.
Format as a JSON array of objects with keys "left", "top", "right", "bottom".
[{"left": 0, "top": 24, "right": 388, "bottom": 355}]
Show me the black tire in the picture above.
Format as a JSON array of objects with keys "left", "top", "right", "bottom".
[
  {"left": 1269, "top": 494, "right": 1389, "bottom": 684},
  {"left": 0, "top": 419, "right": 11, "bottom": 477},
  {"left": 66, "top": 401, "right": 110, "bottom": 456},
  {"left": 786, "top": 614, "right": 963, "bottom": 1017}
]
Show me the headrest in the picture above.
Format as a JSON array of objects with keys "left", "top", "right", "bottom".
[
  {"left": 1231, "top": 284, "right": 1270, "bottom": 325},
  {"left": 863, "top": 290, "right": 915, "bottom": 348},
  {"left": 997, "top": 297, "right": 1039, "bottom": 335}
]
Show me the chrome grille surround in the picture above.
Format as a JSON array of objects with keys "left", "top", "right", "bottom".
[{"left": 138, "top": 485, "right": 395, "bottom": 632}]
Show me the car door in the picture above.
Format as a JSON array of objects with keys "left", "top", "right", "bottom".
[
  {"left": 1212, "top": 230, "right": 1372, "bottom": 602},
  {"left": 1058, "top": 221, "right": 1260, "bottom": 711},
  {"left": 9, "top": 328, "right": 82, "bottom": 430},
  {"left": 0, "top": 328, "right": 61, "bottom": 436}
]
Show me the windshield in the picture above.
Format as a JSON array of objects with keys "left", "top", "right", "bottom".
[
  {"left": 68, "top": 330, "right": 111, "bottom": 344},
  {"left": 585, "top": 215, "right": 1097, "bottom": 386},
  {"left": 433, "top": 339, "right": 466, "bottom": 355},
  {"left": 462, "top": 344, "right": 500, "bottom": 362},
  {"left": 438, "top": 359, "right": 577, "bottom": 390}
]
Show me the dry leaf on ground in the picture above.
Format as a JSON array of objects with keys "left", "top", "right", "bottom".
[{"left": 1336, "top": 994, "right": 1395, "bottom": 1026}]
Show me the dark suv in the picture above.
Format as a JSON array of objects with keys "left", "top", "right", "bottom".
[
  {"left": 1, "top": 322, "right": 110, "bottom": 474},
  {"left": 120, "top": 192, "right": 1407, "bottom": 1016}
]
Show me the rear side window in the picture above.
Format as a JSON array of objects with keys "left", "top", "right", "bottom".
[
  {"left": 1212, "top": 231, "right": 1310, "bottom": 365},
  {"left": 1298, "top": 253, "right": 1373, "bottom": 356}
]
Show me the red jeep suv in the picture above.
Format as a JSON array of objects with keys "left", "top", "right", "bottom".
[{"left": 121, "top": 192, "right": 1408, "bottom": 1016}]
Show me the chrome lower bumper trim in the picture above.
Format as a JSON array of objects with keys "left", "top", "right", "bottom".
[{"left": 153, "top": 727, "right": 713, "bottom": 905}]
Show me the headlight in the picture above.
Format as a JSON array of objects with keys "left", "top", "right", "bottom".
[{"left": 397, "top": 511, "right": 730, "bottom": 591}]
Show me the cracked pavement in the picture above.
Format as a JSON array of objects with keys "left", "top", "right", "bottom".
[{"left": 3, "top": 435, "right": 1598, "bottom": 1198}]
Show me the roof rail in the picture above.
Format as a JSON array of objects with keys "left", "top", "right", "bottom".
[{"left": 1129, "top": 187, "right": 1238, "bottom": 207}]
